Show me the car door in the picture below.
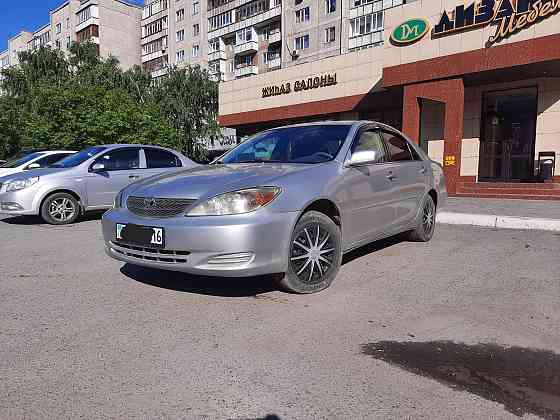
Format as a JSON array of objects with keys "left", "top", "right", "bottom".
[
  {"left": 381, "top": 130, "right": 428, "bottom": 229},
  {"left": 85, "top": 147, "right": 142, "bottom": 208},
  {"left": 337, "top": 127, "right": 400, "bottom": 249},
  {"left": 141, "top": 147, "right": 184, "bottom": 178}
]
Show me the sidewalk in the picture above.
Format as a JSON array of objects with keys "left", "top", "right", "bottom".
[{"left": 437, "top": 197, "right": 560, "bottom": 232}]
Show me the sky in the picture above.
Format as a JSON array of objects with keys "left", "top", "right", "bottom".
[{"left": 0, "top": 0, "right": 144, "bottom": 51}]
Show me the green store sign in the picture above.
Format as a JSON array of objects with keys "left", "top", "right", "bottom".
[{"left": 390, "top": 18, "right": 430, "bottom": 45}]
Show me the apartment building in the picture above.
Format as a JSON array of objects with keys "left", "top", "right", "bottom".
[
  {"left": 0, "top": 0, "right": 142, "bottom": 71},
  {"left": 141, "top": 0, "right": 207, "bottom": 78}
]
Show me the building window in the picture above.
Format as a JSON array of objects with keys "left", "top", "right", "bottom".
[
  {"left": 77, "top": 6, "right": 93, "bottom": 24},
  {"left": 349, "top": 11, "right": 383, "bottom": 37},
  {"left": 209, "top": 38, "right": 220, "bottom": 52},
  {"left": 142, "top": 0, "right": 168, "bottom": 19},
  {"left": 209, "top": 11, "right": 232, "bottom": 30},
  {"left": 295, "top": 0, "right": 303, "bottom": 4},
  {"left": 176, "top": 9, "right": 184, "bottom": 21},
  {"left": 66, "top": 36, "right": 71, "bottom": 48},
  {"left": 325, "top": 0, "right": 336, "bottom": 13},
  {"left": 55, "top": 39, "right": 61, "bottom": 49},
  {"left": 142, "top": 36, "right": 167, "bottom": 55},
  {"left": 353, "top": 0, "right": 402, "bottom": 8},
  {"left": 235, "top": 0, "right": 270, "bottom": 22},
  {"left": 66, "top": 17, "right": 70, "bottom": 29},
  {"left": 192, "top": 44, "right": 200, "bottom": 57},
  {"left": 176, "top": 50, "right": 185, "bottom": 62},
  {"left": 142, "top": 16, "right": 167, "bottom": 38},
  {"left": 295, "top": 7, "right": 310, "bottom": 23},
  {"left": 193, "top": 24, "right": 200, "bottom": 36},
  {"left": 192, "top": 0, "right": 200, "bottom": 14},
  {"left": 324, "top": 26, "right": 335, "bottom": 43},
  {"left": 236, "top": 27, "right": 253, "bottom": 44},
  {"left": 294, "top": 34, "right": 309, "bottom": 50},
  {"left": 77, "top": 24, "right": 99, "bottom": 43},
  {"left": 176, "top": 29, "right": 184, "bottom": 41},
  {"left": 56, "top": 23, "right": 62, "bottom": 34}
]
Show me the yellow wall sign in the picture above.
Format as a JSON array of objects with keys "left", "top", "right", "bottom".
[{"left": 444, "top": 155, "right": 457, "bottom": 166}]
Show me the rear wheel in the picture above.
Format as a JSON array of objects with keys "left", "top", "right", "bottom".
[
  {"left": 407, "top": 194, "right": 436, "bottom": 242},
  {"left": 40, "top": 193, "right": 80, "bottom": 225},
  {"left": 276, "top": 211, "right": 342, "bottom": 294}
]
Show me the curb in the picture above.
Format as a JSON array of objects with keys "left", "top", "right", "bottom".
[{"left": 436, "top": 212, "right": 560, "bottom": 232}]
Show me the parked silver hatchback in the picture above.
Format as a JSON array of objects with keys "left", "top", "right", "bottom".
[
  {"left": 0, "top": 145, "right": 194, "bottom": 224},
  {"left": 102, "top": 122, "right": 447, "bottom": 293}
]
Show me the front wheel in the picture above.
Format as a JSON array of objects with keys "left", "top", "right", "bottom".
[
  {"left": 40, "top": 193, "right": 80, "bottom": 225},
  {"left": 276, "top": 211, "right": 342, "bottom": 294},
  {"left": 407, "top": 194, "right": 436, "bottom": 242}
]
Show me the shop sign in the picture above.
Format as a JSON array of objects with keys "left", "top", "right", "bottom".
[
  {"left": 444, "top": 155, "right": 457, "bottom": 166},
  {"left": 262, "top": 73, "right": 337, "bottom": 98},
  {"left": 393, "top": 0, "right": 560, "bottom": 47},
  {"left": 435, "top": 0, "right": 560, "bottom": 46},
  {"left": 390, "top": 19, "right": 430, "bottom": 44}
]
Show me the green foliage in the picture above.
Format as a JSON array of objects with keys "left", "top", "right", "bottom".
[{"left": 0, "top": 42, "right": 220, "bottom": 160}]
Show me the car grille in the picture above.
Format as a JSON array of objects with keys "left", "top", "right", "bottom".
[
  {"left": 110, "top": 241, "right": 190, "bottom": 264},
  {"left": 126, "top": 196, "right": 196, "bottom": 218}
]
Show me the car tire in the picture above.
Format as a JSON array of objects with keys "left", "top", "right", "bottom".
[
  {"left": 40, "top": 192, "right": 80, "bottom": 225},
  {"left": 407, "top": 194, "right": 436, "bottom": 242},
  {"left": 276, "top": 210, "right": 342, "bottom": 294}
]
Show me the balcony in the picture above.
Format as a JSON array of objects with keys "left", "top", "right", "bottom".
[
  {"left": 234, "top": 65, "right": 258, "bottom": 78},
  {"left": 267, "top": 31, "right": 281, "bottom": 44},
  {"left": 267, "top": 57, "right": 281, "bottom": 69},
  {"left": 208, "top": 50, "right": 226, "bottom": 61},
  {"left": 234, "top": 40, "right": 258, "bottom": 55},
  {"left": 151, "top": 67, "right": 168, "bottom": 78}
]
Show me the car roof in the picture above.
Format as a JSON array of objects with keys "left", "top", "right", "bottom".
[{"left": 265, "top": 120, "right": 401, "bottom": 132}]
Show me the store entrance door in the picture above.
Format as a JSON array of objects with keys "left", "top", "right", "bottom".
[{"left": 479, "top": 87, "right": 538, "bottom": 182}]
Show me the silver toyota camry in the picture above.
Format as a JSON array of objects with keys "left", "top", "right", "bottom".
[{"left": 102, "top": 122, "right": 447, "bottom": 294}]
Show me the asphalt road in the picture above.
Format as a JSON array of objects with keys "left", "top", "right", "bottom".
[{"left": 1, "top": 214, "right": 559, "bottom": 420}]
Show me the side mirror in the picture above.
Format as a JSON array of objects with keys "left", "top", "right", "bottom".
[
  {"left": 26, "top": 163, "right": 41, "bottom": 170},
  {"left": 349, "top": 150, "right": 379, "bottom": 166},
  {"left": 91, "top": 162, "right": 106, "bottom": 172}
]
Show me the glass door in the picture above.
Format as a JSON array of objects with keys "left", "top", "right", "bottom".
[{"left": 479, "top": 87, "right": 538, "bottom": 182}]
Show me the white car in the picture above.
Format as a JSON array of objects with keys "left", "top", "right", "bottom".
[{"left": 0, "top": 151, "right": 76, "bottom": 178}]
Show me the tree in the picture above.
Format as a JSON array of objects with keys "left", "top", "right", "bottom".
[{"left": 0, "top": 42, "right": 220, "bottom": 161}]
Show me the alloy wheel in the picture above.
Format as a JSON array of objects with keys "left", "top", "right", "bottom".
[
  {"left": 422, "top": 199, "right": 435, "bottom": 236},
  {"left": 49, "top": 197, "right": 76, "bottom": 223},
  {"left": 290, "top": 224, "right": 335, "bottom": 284}
]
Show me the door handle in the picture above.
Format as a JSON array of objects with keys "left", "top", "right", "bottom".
[
  {"left": 129, "top": 175, "right": 140, "bottom": 180},
  {"left": 420, "top": 166, "right": 427, "bottom": 174},
  {"left": 386, "top": 172, "right": 396, "bottom": 181}
]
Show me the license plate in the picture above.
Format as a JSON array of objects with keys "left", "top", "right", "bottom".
[{"left": 116, "top": 223, "right": 165, "bottom": 248}]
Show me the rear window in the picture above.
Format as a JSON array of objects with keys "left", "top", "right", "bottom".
[
  {"left": 145, "top": 148, "right": 182, "bottom": 169},
  {"left": 383, "top": 132, "right": 413, "bottom": 162}
]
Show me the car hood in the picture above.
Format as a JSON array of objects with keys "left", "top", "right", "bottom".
[
  {"left": 128, "top": 163, "right": 319, "bottom": 199},
  {"left": 0, "top": 167, "right": 72, "bottom": 183},
  {"left": 0, "top": 168, "right": 20, "bottom": 178}
]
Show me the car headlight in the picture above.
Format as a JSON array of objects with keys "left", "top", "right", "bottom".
[
  {"left": 113, "top": 190, "right": 124, "bottom": 209},
  {"left": 5, "top": 177, "right": 40, "bottom": 192},
  {"left": 186, "top": 187, "right": 281, "bottom": 216}
]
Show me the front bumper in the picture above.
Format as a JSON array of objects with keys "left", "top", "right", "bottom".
[
  {"left": 0, "top": 188, "right": 40, "bottom": 216},
  {"left": 102, "top": 208, "right": 299, "bottom": 277}
]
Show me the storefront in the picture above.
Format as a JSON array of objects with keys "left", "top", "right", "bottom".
[{"left": 218, "top": 0, "right": 560, "bottom": 199}]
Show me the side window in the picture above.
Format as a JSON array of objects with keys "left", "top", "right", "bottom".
[
  {"left": 145, "top": 148, "right": 182, "bottom": 169},
  {"left": 382, "top": 131, "right": 414, "bottom": 162},
  {"left": 36, "top": 153, "right": 71, "bottom": 168},
  {"left": 351, "top": 130, "right": 388, "bottom": 163},
  {"left": 95, "top": 148, "right": 140, "bottom": 171}
]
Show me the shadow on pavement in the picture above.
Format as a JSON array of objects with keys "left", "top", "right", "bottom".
[
  {"left": 362, "top": 340, "right": 560, "bottom": 419},
  {"left": 120, "top": 263, "right": 279, "bottom": 297},
  {"left": 342, "top": 233, "right": 406, "bottom": 266},
  {"left": 1, "top": 211, "right": 104, "bottom": 226}
]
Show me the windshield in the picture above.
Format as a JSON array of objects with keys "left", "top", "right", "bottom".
[
  {"left": 50, "top": 146, "right": 107, "bottom": 168},
  {"left": 0, "top": 152, "right": 45, "bottom": 168},
  {"left": 220, "top": 125, "right": 351, "bottom": 165}
]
